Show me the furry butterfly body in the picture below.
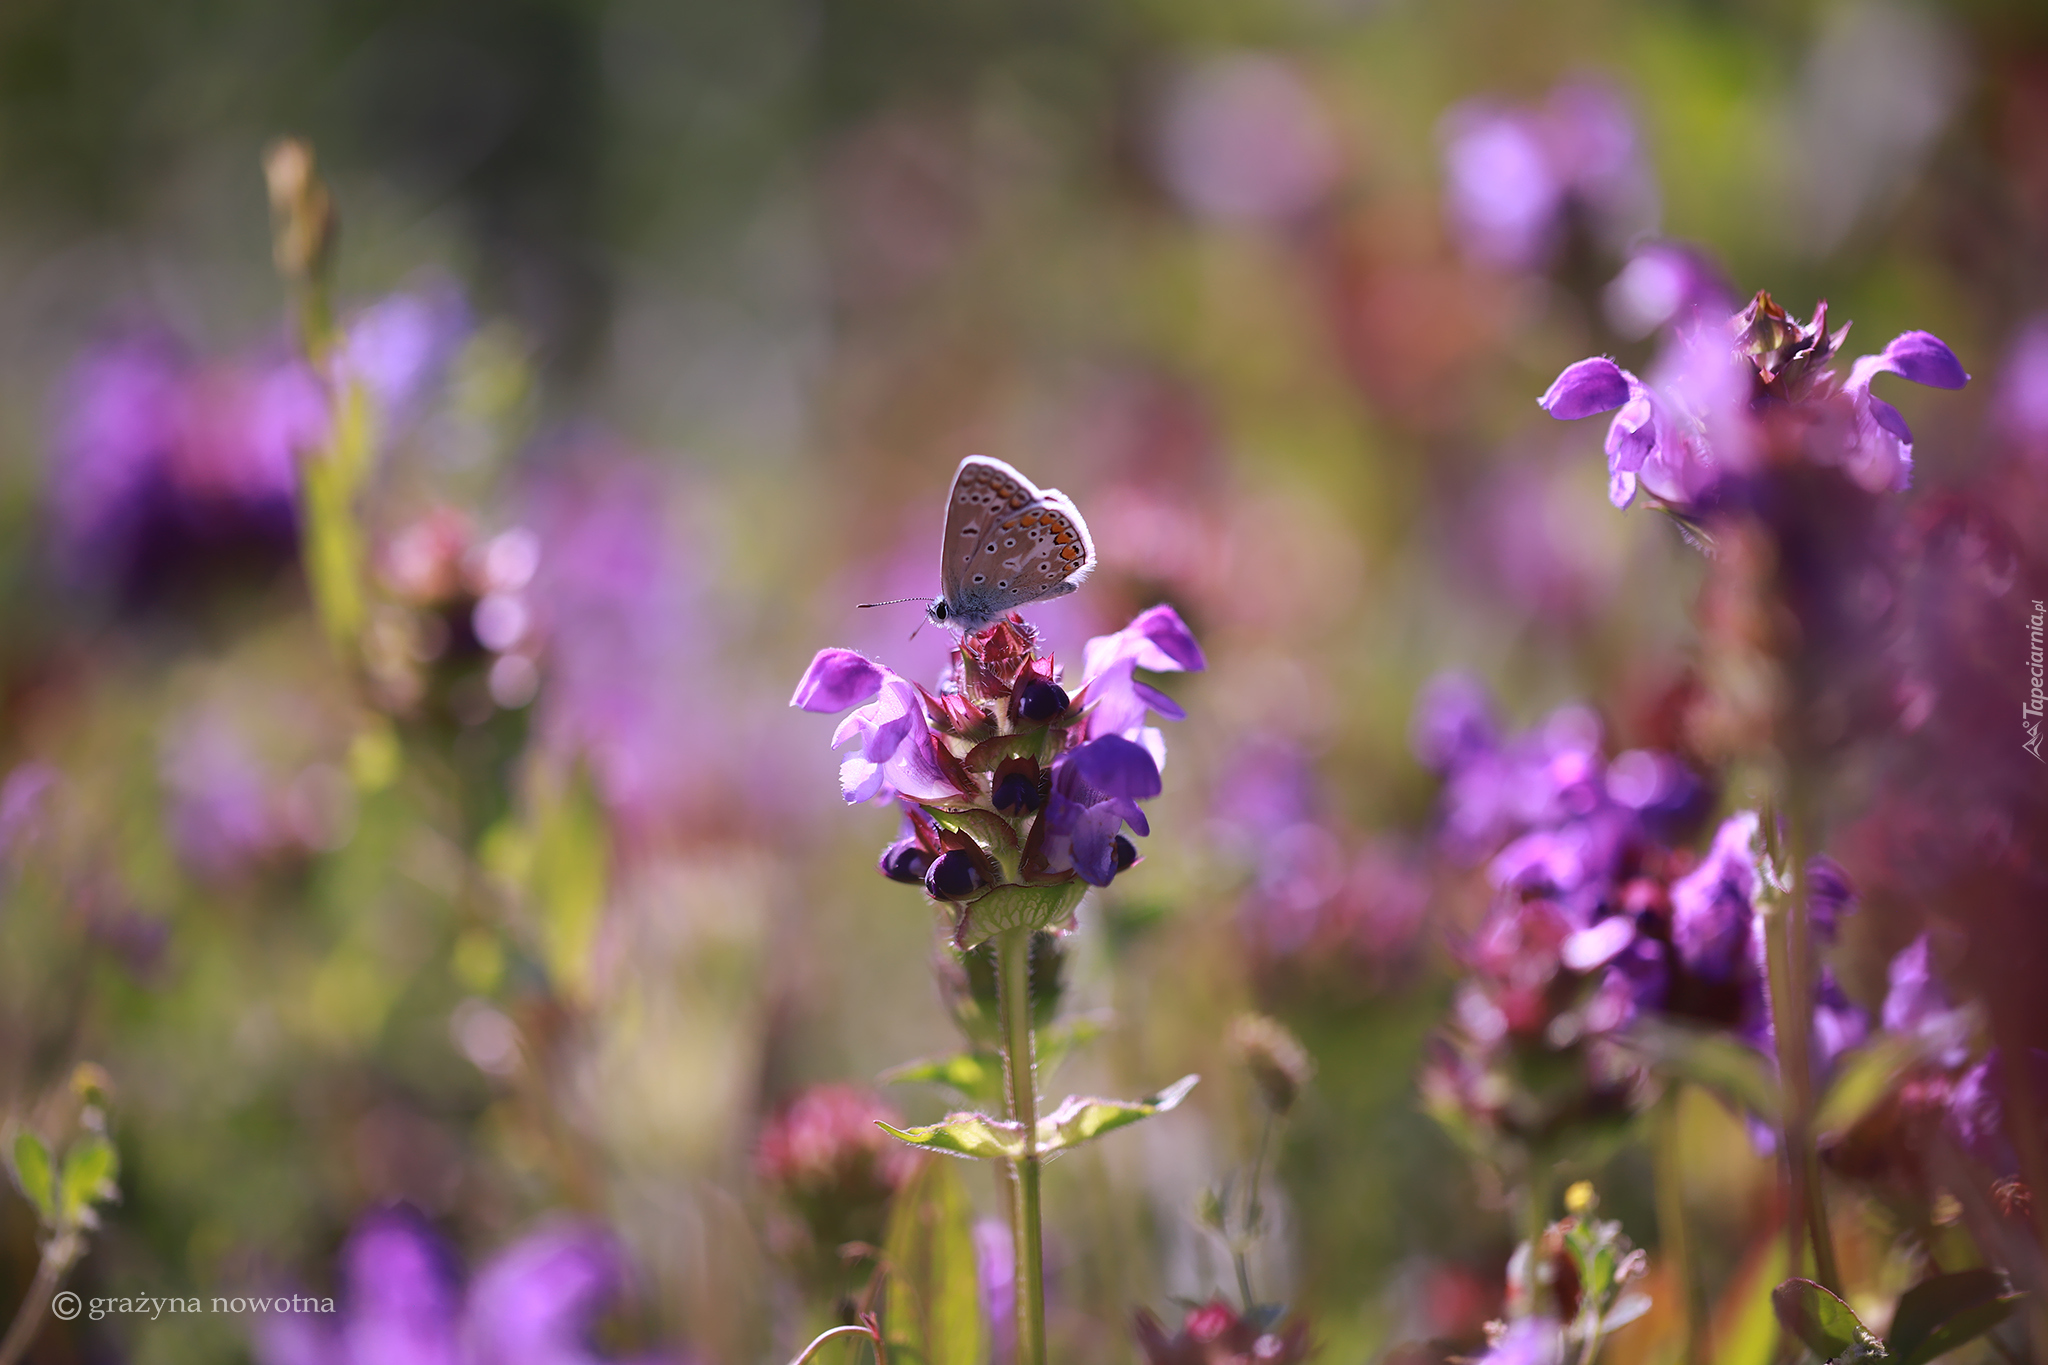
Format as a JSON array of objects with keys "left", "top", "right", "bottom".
[{"left": 926, "top": 456, "right": 1096, "bottom": 632}]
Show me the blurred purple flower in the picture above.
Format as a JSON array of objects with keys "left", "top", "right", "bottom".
[
  {"left": 527, "top": 454, "right": 728, "bottom": 844},
  {"left": 52, "top": 330, "right": 318, "bottom": 590},
  {"left": 255, "top": 1207, "right": 680, "bottom": 1365},
  {"left": 1669, "top": 811, "right": 1759, "bottom": 981},
  {"left": 337, "top": 287, "right": 469, "bottom": 421},
  {"left": 161, "top": 715, "right": 284, "bottom": 880},
  {"left": 1440, "top": 81, "right": 1656, "bottom": 272},
  {"left": 1993, "top": 316, "right": 2048, "bottom": 450},
  {"left": 1838, "top": 331, "right": 1972, "bottom": 493},
  {"left": 1603, "top": 242, "right": 1737, "bottom": 339},
  {"left": 1154, "top": 55, "right": 1341, "bottom": 226},
  {"left": 0, "top": 763, "right": 58, "bottom": 859},
  {"left": 1476, "top": 1317, "right": 1566, "bottom": 1365},
  {"left": 1881, "top": 934, "right": 1973, "bottom": 1068}
]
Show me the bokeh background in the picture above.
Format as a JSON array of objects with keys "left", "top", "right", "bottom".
[{"left": 2, "top": 0, "right": 2046, "bottom": 1361}]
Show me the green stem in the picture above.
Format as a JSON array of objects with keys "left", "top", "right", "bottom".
[
  {"left": 1764, "top": 793, "right": 1839, "bottom": 1292},
  {"left": 1521, "top": 1166, "right": 1554, "bottom": 1319},
  {"left": 0, "top": 1234, "right": 81, "bottom": 1365},
  {"left": 997, "top": 928, "right": 1046, "bottom": 1365},
  {"left": 1236, "top": 1109, "right": 1275, "bottom": 1315},
  {"left": 1652, "top": 1088, "right": 1706, "bottom": 1365}
]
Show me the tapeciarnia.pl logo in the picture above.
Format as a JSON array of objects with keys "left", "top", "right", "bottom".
[{"left": 2026, "top": 598, "right": 2045, "bottom": 762}]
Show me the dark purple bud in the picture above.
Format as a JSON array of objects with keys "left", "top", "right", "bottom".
[
  {"left": 1016, "top": 679, "right": 1070, "bottom": 722},
  {"left": 879, "top": 839, "right": 933, "bottom": 884},
  {"left": 1113, "top": 835, "right": 1139, "bottom": 872},
  {"left": 992, "top": 771, "right": 1041, "bottom": 815},
  {"left": 925, "top": 849, "right": 986, "bottom": 901}
]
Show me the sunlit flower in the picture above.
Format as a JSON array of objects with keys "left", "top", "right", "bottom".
[
  {"left": 793, "top": 607, "right": 1203, "bottom": 940},
  {"left": 1541, "top": 290, "right": 1969, "bottom": 512}
]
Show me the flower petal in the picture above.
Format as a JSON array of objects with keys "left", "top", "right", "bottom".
[
  {"left": 1867, "top": 391, "right": 1911, "bottom": 444},
  {"left": 1540, "top": 357, "right": 1632, "bottom": 419},
  {"left": 1071, "top": 803, "right": 1126, "bottom": 886},
  {"left": 790, "top": 649, "right": 884, "bottom": 711},
  {"left": 1069, "top": 735, "right": 1163, "bottom": 801},
  {"left": 1881, "top": 331, "right": 1970, "bottom": 390}
]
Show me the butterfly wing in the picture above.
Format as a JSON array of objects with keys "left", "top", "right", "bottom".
[{"left": 938, "top": 456, "right": 1097, "bottom": 630}]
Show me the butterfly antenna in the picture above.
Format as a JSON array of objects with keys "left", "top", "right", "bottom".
[{"left": 857, "top": 596, "right": 926, "bottom": 609}]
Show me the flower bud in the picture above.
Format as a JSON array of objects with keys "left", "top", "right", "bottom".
[
  {"left": 925, "top": 849, "right": 986, "bottom": 901},
  {"left": 992, "top": 770, "right": 1041, "bottom": 815},
  {"left": 879, "top": 839, "right": 934, "bottom": 884},
  {"left": 1228, "top": 1012, "right": 1313, "bottom": 1117},
  {"left": 1016, "top": 679, "right": 1070, "bottom": 722}
]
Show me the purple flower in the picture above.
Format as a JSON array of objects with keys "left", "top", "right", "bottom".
[
  {"left": 1603, "top": 242, "right": 1737, "bottom": 338},
  {"left": 1880, "top": 934, "right": 1972, "bottom": 1068},
  {"left": 52, "top": 331, "right": 320, "bottom": 591},
  {"left": 1073, "top": 604, "right": 1206, "bottom": 744},
  {"left": 255, "top": 1208, "right": 682, "bottom": 1365},
  {"left": 336, "top": 287, "right": 468, "bottom": 421},
  {"left": 1992, "top": 316, "right": 2048, "bottom": 448},
  {"left": 794, "top": 606, "right": 1204, "bottom": 932},
  {"left": 1542, "top": 290, "right": 1969, "bottom": 512},
  {"left": 1669, "top": 812, "right": 1760, "bottom": 981},
  {"left": 1836, "top": 331, "right": 1971, "bottom": 493}
]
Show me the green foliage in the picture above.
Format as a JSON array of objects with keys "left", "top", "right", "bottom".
[
  {"left": 57, "top": 1132, "right": 120, "bottom": 1229},
  {"left": 1772, "top": 1279, "right": 1887, "bottom": 1364},
  {"left": 1885, "top": 1271, "right": 2022, "bottom": 1365},
  {"left": 877, "top": 1074, "right": 1199, "bottom": 1161},
  {"left": 882, "top": 1158, "right": 987, "bottom": 1365},
  {"left": 1617, "top": 1018, "right": 1781, "bottom": 1123},
  {"left": 881, "top": 1015, "right": 1110, "bottom": 1107},
  {"left": 8, "top": 1128, "right": 55, "bottom": 1223},
  {"left": 1771, "top": 1272, "right": 2019, "bottom": 1365}
]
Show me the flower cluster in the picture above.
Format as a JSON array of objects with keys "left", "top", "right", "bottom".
[
  {"left": 1541, "top": 290, "right": 1970, "bottom": 512},
  {"left": 792, "top": 606, "right": 1204, "bottom": 943},
  {"left": 754, "top": 1084, "right": 915, "bottom": 1286},
  {"left": 1413, "top": 677, "right": 1874, "bottom": 1156}
]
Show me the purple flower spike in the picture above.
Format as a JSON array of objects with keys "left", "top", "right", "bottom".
[
  {"left": 1070, "top": 735, "right": 1164, "bottom": 801},
  {"left": 1539, "top": 358, "right": 1632, "bottom": 420},
  {"left": 790, "top": 648, "right": 885, "bottom": 711}
]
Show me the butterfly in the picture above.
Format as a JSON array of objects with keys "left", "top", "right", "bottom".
[{"left": 877, "top": 456, "right": 1096, "bottom": 633}]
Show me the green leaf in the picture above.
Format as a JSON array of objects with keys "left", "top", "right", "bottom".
[
  {"left": 1035, "top": 1074, "right": 1200, "bottom": 1156},
  {"left": 877, "top": 1075, "right": 1200, "bottom": 1162},
  {"left": 881, "top": 1015, "right": 1110, "bottom": 1106},
  {"left": 954, "top": 882, "right": 1087, "bottom": 950},
  {"left": 1618, "top": 1019, "right": 1782, "bottom": 1123},
  {"left": 57, "top": 1133, "right": 119, "bottom": 1229},
  {"left": 882, "top": 1158, "right": 986, "bottom": 1365},
  {"left": 1885, "top": 1270, "right": 2022, "bottom": 1365},
  {"left": 877, "top": 1111, "right": 1025, "bottom": 1162},
  {"left": 880, "top": 1052, "right": 1004, "bottom": 1107},
  {"left": 1772, "top": 1278, "right": 1886, "bottom": 1363},
  {"left": 8, "top": 1130, "right": 55, "bottom": 1223}
]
